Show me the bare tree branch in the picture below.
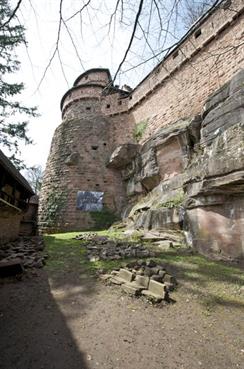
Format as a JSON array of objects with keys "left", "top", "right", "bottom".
[
  {"left": 35, "top": 0, "right": 64, "bottom": 92},
  {"left": 65, "top": 0, "right": 92, "bottom": 22},
  {"left": 0, "top": 0, "right": 23, "bottom": 29},
  {"left": 113, "top": 0, "right": 144, "bottom": 82}
]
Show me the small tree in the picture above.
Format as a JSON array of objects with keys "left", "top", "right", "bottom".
[
  {"left": 25, "top": 165, "right": 43, "bottom": 194},
  {"left": 0, "top": 0, "right": 37, "bottom": 169}
]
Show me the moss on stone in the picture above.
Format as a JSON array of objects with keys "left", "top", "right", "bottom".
[
  {"left": 133, "top": 119, "right": 148, "bottom": 142},
  {"left": 157, "top": 191, "right": 185, "bottom": 209},
  {"left": 41, "top": 190, "right": 67, "bottom": 227},
  {"left": 90, "top": 208, "right": 119, "bottom": 230}
]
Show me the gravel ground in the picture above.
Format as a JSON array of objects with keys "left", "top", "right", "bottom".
[{"left": 0, "top": 266, "right": 243, "bottom": 369}]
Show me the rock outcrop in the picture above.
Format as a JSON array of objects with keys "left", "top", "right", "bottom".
[{"left": 109, "top": 70, "right": 244, "bottom": 260}]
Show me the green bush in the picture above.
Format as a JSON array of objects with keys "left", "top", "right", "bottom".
[
  {"left": 90, "top": 208, "right": 119, "bottom": 230},
  {"left": 133, "top": 120, "right": 148, "bottom": 142}
]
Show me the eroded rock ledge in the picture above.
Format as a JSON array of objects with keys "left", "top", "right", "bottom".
[{"left": 108, "top": 70, "right": 244, "bottom": 261}]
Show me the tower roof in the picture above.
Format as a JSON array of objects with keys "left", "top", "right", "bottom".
[{"left": 73, "top": 68, "right": 112, "bottom": 86}]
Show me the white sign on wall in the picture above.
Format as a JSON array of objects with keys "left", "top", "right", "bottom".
[{"left": 76, "top": 191, "right": 104, "bottom": 211}]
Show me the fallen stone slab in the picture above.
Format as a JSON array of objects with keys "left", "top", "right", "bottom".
[
  {"left": 122, "top": 275, "right": 150, "bottom": 296},
  {"left": 122, "top": 283, "right": 142, "bottom": 296},
  {"left": 163, "top": 273, "right": 177, "bottom": 286},
  {"left": 110, "top": 268, "right": 134, "bottom": 285},
  {"left": 142, "top": 231, "right": 185, "bottom": 243},
  {"left": 141, "top": 280, "right": 167, "bottom": 302},
  {"left": 99, "top": 274, "right": 111, "bottom": 281},
  {"left": 151, "top": 274, "right": 163, "bottom": 282},
  {"left": 153, "top": 240, "right": 173, "bottom": 250},
  {"left": 0, "top": 258, "right": 24, "bottom": 278},
  {"left": 111, "top": 270, "right": 119, "bottom": 276}
]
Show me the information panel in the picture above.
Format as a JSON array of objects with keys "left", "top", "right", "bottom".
[{"left": 76, "top": 191, "right": 103, "bottom": 211}]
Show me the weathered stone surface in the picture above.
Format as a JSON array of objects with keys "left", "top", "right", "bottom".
[
  {"left": 110, "top": 268, "right": 134, "bottom": 285},
  {"left": 0, "top": 237, "right": 46, "bottom": 270},
  {"left": 103, "top": 261, "right": 176, "bottom": 303},
  {"left": 203, "top": 82, "right": 230, "bottom": 117},
  {"left": 139, "top": 148, "right": 160, "bottom": 191},
  {"left": 142, "top": 280, "right": 166, "bottom": 301},
  {"left": 201, "top": 89, "right": 244, "bottom": 144},
  {"left": 122, "top": 275, "right": 150, "bottom": 295},
  {"left": 81, "top": 234, "right": 155, "bottom": 261},
  {"left": 39, "top": 116, "right": 126, "bottom": 233},
  {"left": 133, "top": 275, "right": 150, "bottom": 288},
  {"left": 163, "top": 274, "right": 177, "bottom": 286},
  {"left": 99, "top": 274, "right": 111, "bottom": 281},
  {"left": 65, "top": 152, "right": 80, "bottom": 166},
  {"left": 121, "top": 283, "right": 142, "bottom": 295},
  {"left": 126, "top": 178, "right": 144, "bottom": 197},
  {"left": 107, "top": 144, "right": 140, "bottom": 169},
  {"left": 141, "top": 230, "right": 185, "bottom": 243},
  {"left": 153, "top": 240, "right": 172, "bottom": 250},
  {"left": 186, "top": 196, "right": 244, "bottom": 260},
  {"left": 151, "top": 274, "right": 163, "bottom": 282},
  {"left": 229, "top": 69, "right": 244, "bottom": 95},
  {"left": 132, "top": 207, "right": 182, "bottom": 231}
]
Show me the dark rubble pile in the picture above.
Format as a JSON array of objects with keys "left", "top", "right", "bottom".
[
  {"left": 101, "top": 259, "right": 177, "bottom": 303},
  {"left": 80, "top": 235, "right": 155, "bottom": 261},
  {"left": 0, "top": 236, "right": 47, "bottom": 271}
]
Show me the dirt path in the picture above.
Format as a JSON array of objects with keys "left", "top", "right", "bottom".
[{"left": 0, "top": 266, "right": 243, "bottom": 369}]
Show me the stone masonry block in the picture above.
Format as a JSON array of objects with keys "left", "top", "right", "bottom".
[
  {"left": 110, "top": 268, "right": 134, "bottom": 285},
  {"left": 122, "top": 283, "right": 141, "bottom": 296},
  {"left": 163, "top": 273, "right": 177, "bottom": 286},
  {"left": 142, "top": 279, "right": 166, "bottom": 301},
  {"left": 119, "top": 268, "right": 134, "bottom": 282},
  {"left": 132, "top": 275, "right": 150, "bottom": 289},
  {"left": 122, "top": 275, "right": 150, "bottom": 296}
]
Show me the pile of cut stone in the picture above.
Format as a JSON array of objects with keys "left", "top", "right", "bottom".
[
  {"left": 79, "top": 235, "right": 155, "bottom": 261},
  {"left": 0, "top": 236, "right": 47, "bottom": 275},
  {"left": 101, "top": 259, "right": 177, "bottom": 302}
]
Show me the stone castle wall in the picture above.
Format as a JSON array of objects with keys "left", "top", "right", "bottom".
[
  {"left": 39, "top": 0, "right": 244, "bottom": 251},
  {"left": 59, "top": 0, "right": 244, "bottom": 149},
  {"left": 39, "top": 102, "right": 126, "bottom": 232}
]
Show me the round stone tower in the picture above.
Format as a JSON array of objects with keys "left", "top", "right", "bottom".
[{"left": 38, "top": 68, "right": 126, "bottom": 233}]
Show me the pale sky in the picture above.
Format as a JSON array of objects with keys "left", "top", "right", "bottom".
[{"left": 5, "top": 0, "right": 185, "bottom": 171}]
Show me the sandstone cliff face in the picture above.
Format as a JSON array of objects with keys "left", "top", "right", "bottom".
[{"left": 108, "top": 70, "right": 244, "bottom": 260}]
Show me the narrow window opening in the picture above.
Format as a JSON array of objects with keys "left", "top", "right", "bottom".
[
  {"left": 86, "top": 106, "right": 91, "bottom": 111},
  {"left": 91, "top": 145, "right": 98, "bottom": 150},
  {"left": 106, "top": 104, "right": 110, "bottom": 108},
  {"left": 95, "top": 184, "right": 99, "bottom": 187},
  {"left": 118, "top": 100, "right": 122, "bottom": 105},
  {"left": 129, "top": 96, "right": 132, "bottom": 100},
  {"left": 194, "top": 29, "right": 202, "bottom": 39},
  {"left": 103, "top": 142, "right": 107, "bottom": 146}
]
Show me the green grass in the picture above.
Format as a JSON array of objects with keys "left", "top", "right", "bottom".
[
  {"left": 44, "top": 231, "right": 136, "bottom": 275},
  {"left": 153, "top": 251, "right": 244, "bottom": 311},
  {"left": 44, "top": 231, "right": 244, "bottom": 310}
]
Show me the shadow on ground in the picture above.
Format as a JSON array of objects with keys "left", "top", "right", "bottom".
[
  {"left": 155, "top": 251, "right": 244, "bottom": 310},
  {"left": 0, "top": 260, "right": 96, "bottom": 369}
]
